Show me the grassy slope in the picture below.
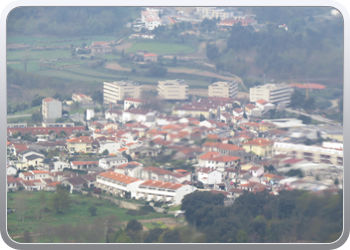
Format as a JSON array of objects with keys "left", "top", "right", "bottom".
[
  {"left": 7, "top": 35, "right": 119, "bottom": 47},
  {"left": 7, "top": 192, "right": 171, "bottom": 236}
]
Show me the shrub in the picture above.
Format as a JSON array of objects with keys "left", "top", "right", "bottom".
[{"left": 140, "top": 205, "right": 155, "bottom": 213}]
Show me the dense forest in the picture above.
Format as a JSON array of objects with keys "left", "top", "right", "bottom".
[
  {"left": 7, "top": 7, "right": 139, "bottom": 36},
  {"left": 214, "top": 15, "right": 343, "bottom": 85},
  {"left": 181, "top": 190, "right": 343, "bottom": 243}
]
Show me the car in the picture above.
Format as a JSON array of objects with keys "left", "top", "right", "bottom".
[{"left": 230, "top": 181, "right": 234, "bottom": 185}]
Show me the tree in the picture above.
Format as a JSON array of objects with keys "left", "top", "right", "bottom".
[
  {"left": 38, "top": 191, "right": 47, "bottom": 220},
  {"left": 59, "top": 130, "right": 67, "bottom": 138},
  {"left": 149, "top": 140, "right": 155, "bottom": 147},
  {"left": 298, "top": 115, "right": 311, "bottom": 124},
  {"left": 199, "top": 114, "right": 206, "bottom": 122},
  {"left": 290, "top": 90, "right": 305, "bottom": 109},
  {"left": 88, "top": 205, "right": 97, "bottom": 216},
  {"left": 144, "top": 228, "right": 165, "bottom": 243},
  {"left": 23, "top": 230, "right": 32, "bottom": 243},
  {"left": 92, "top": 90, "right": 103, "bottom": 104},
  {"left": 206, "top": 43, "right": 220, "bottom": 61},
  {"left": 122, "top": 151, "right": 132, "bottom": 162},
  {"left": 126, "top": 219, "right": 143, "bottom": 232},
  {"left": 102, "top": 149, "right": 109, "bottom": 155},
  {"left": 334, "top": 178, "right": 339, "bottom": 185},
  {"left": 32, "top": 112, "right": 43, "bottom": 123},
  {"left": 15, "top": 192, "right": 28, "bottom": 222},
  {"left": 147, "top": 65, "right": 167, "bottom": 77},
  {"left": 172, "top": 56, "right": 177, "bottom": 66},
  {"left": 243, "top": 111, "right": 247, "bottom": 119},
  {"left": 115, "top": 233, "right": 133, "bottom": 243},
  {"left": 236, "top": 229, "right": 248, "bottom": 243},
  {"left": 162, "top": 229, "right": 181, "bottom": 243},
  {"left": 49, "top": 188, "right": 71, "bottom": 213}
]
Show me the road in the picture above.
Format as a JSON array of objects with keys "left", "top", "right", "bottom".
[
  {"left": 7, "top": 114, "right": 32, "bottom": 119},
  {"left": 285, "top": 108, "right": 334, "bottom": 124}
]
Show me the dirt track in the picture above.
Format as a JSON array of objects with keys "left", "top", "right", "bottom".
[
  {"left": 115, "top": 42, "right": 132, "bottom": 51},
  {"left": 105, "top": 63, "right": 131, "bottom": 71}
]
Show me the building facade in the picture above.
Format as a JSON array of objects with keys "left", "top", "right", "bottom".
[
  {"left": 208, "top": 81, "right": 238, "bottom": 99},
  {"left": 42, "top": 98, "right": 62, "bottom": 123},
  {"left": 104, "top": 81, "right": 143, "bottom": 103},
  {"left": 249, "top": 83, "right": 292, "bottom": 106},
  {"left": 274, "top": 142, "right": 343, "bottom": 166},
  {"left": 158, "top": 79, "right": 189, "bottom": 100}
]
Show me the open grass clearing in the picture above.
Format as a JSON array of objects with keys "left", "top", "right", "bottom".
[
  {"left": 7, "top": 36, "right": 119, "bottom": 47},
  {"left": 126, "top": 42, "right": 196, "bottom": 55},
  {"left": 7, "top": 50, "right": 71, "bottom": 61},
  {"left": 7, "top": 61, "right": 42, "bottom": 72},
  {"left": 7, "top": 191, "right": 172, "bottom": 236}
]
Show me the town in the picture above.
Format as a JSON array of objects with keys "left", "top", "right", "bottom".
[{"left": 6, "top": 6, "right": 343, "bottom": 244}]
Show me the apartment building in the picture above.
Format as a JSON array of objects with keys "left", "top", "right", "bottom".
[
  {"left": 103, "top": 81, "right": 142, "bottom": 103},
  {"left": 141, "top": 10, "right": 162, "bottom": 30},
  {"left": 196, "top": 7, "right": 234, "bottom": 20},
  {"left": 95, "top": 171, "right": 195, "bottom": 204},
  {"left": 208, "top": 81, "right": 238, "bottom": 99},
  {"left": 249, "top": 83, "right": 292, "bottom": 106},
  {"left": 273, "top": 142, "right": 343, "bottom": 166},
  {"left": 158, "top": 79, "right": 189, "bottom": 100},
  {"left": 42, "top": 98, "right": 62, "bottom": 123}
]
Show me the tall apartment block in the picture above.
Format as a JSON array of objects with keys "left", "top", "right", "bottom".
[
  {"left": 103, "top": 81, "right": 142, "bottom": 103},
  {"left": 157, "top": 79, "right": 189, "bottom": 100},
  {"left": 42, "top": 98, "right": 62, "bottom": 123},
  {"left": 249, "top": 83, "right": 292, "bottom": 106},
  {"left": 208, "top": 81, "right": 238, "bottom": 99}
]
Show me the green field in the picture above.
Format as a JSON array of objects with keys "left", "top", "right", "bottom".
[
  {"left": 35, "top": 66, "right": 210, "bottom": 88},
  {"left": 7, "top": 117, "right": 32, "bottom": 124},
  {"left": 69, "top": 107, "right": 87, "bottom": 115},
  {"left": 126, "top": 42, "right": 196, "bottom": 55},
  {"left": 143, "top": 222, "right": 167, "bottom": 230},
  {"left": 7, "top": 191, "right": 171, "bottom": 238},
  {"left": 7, "top": 50, "right": 71, "bottom": 61},
  {"left": 12, "top": 105, "right": 41, "bottom": 116},
  {"left": 7, "top": 36, "right": 119, "bottom": 46},
  {"left": 7, "top": 61, "right": 41, "bottom": 72}
]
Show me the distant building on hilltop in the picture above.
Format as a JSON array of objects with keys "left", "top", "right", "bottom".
[
  {"left": 42, "top": 98, "right": 62, "bottom": 123},
  {"left": 158, "top": 79, "right": 189, "bottom": 100},
  {"left": 249, "top": 83, "right": 292, "bottom": 107},
  {"left": 103, "top": 81, "right": 143, "bottom": 103},
  {"left": 208, "top": 81, "right": 238, "bottom": 99}
]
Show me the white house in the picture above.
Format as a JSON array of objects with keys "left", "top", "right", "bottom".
[
  {"left": 7, "top": 165, "right": 17, "bottom": 176},
  {"left": 70, "top": 161, "right": 99, "bottom": 170},
  {"left": 19, "top": 172, "right": 35, "bottom": 181},
  {"left": 255, "top": 99, "right": 275, "bottom": 113},
  {"left": 197, "top": 152, "right": 240, "bottom": 172},
  {"left": 99, "top": 156, "right": 128, "bottom": 170},
  {"left": 99, "top": 141, "right": 122, "bottom": 155},
  {"left": 196, "top": 168, "right": 222, "bottom": 185},
  {"left": 114, "top": 162, "right": 144, "bottom": 179},
  {"left": 232, "top": 108, "right": 244, "bottom": 117},
  {"left": 122, "top": 109, "right": 155, "bottom": 123},
  {"left": 51, "top": 161, "right": 70, "bottom": 172},
  {"left": 30, "top": 170, "right": 50, "bottom": 180},
  {"left": 199, "top": 120, "right": 217, "bottom": 128},
  {"left": 124, "top": 98, "right": 145, "bottom": 110},
  {"left": 135, "top": 180, "right": 196, "bottom": 204},
  {"left": 248, "top": 166, "right": 264, "bottom": 177}
]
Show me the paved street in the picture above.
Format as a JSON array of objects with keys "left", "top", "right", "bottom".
[{"left": 285, "top": 108, "right": 334, "bottom": 124}]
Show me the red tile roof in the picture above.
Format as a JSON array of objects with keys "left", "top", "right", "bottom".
[
  {"left": 99, "top": 171, "right": 139, "bottom": 184},
  {"left": 140, "top": 180, "right": 183, "bottom": 190},
  {"left": 242, "top": 138, "right": 274, "bottom": 146},
  {"left": 143, "top": 167, "right": 173, "bottom": 175},
  {"left": 67, "top": 136, "right": 93, "bottom": 143},
  {"left": 30, "top": 170, "right": 50, "bottom": 174},
  {"left": 281, "top": 158, "right": 305, "bottom": 164},
  {"left": 256, "top": 99, "right": 268, "bottom": 105},
  {"left": 198, "top": 151, "right": 221, "bottom": 160},
  {"left": 195, "top": 167, "right": 215, "bottom": 174},
  {"left": 8, "top": 127, "right": 85, "bottom": 136}
]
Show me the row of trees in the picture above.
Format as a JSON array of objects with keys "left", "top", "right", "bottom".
[{"left": 180, "top": 190, "right": 343, "bottom": 243}]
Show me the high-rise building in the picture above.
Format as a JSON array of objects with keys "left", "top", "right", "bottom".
[
  {"left": 103, "top": 81, "right": 142, "bottom": 103},
  {"left": 157, "top": 79, "right": 189, "bottom": 100},
  {"left": 42, "top": 98, "right": 62, "bottom": 123},
  {"left": 249, "top": 83, "right": 292, "bottom": 106},
  {"left": 208, "top": 81, "right": 238, "bottom": 98}
]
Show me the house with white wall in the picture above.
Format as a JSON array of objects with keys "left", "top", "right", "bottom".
[
  {"left": 195, "top": 167, "right": 222, "bottom": 185},
  {"left": 99, "top": 156, "right": 128, "bottom": 170}
]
